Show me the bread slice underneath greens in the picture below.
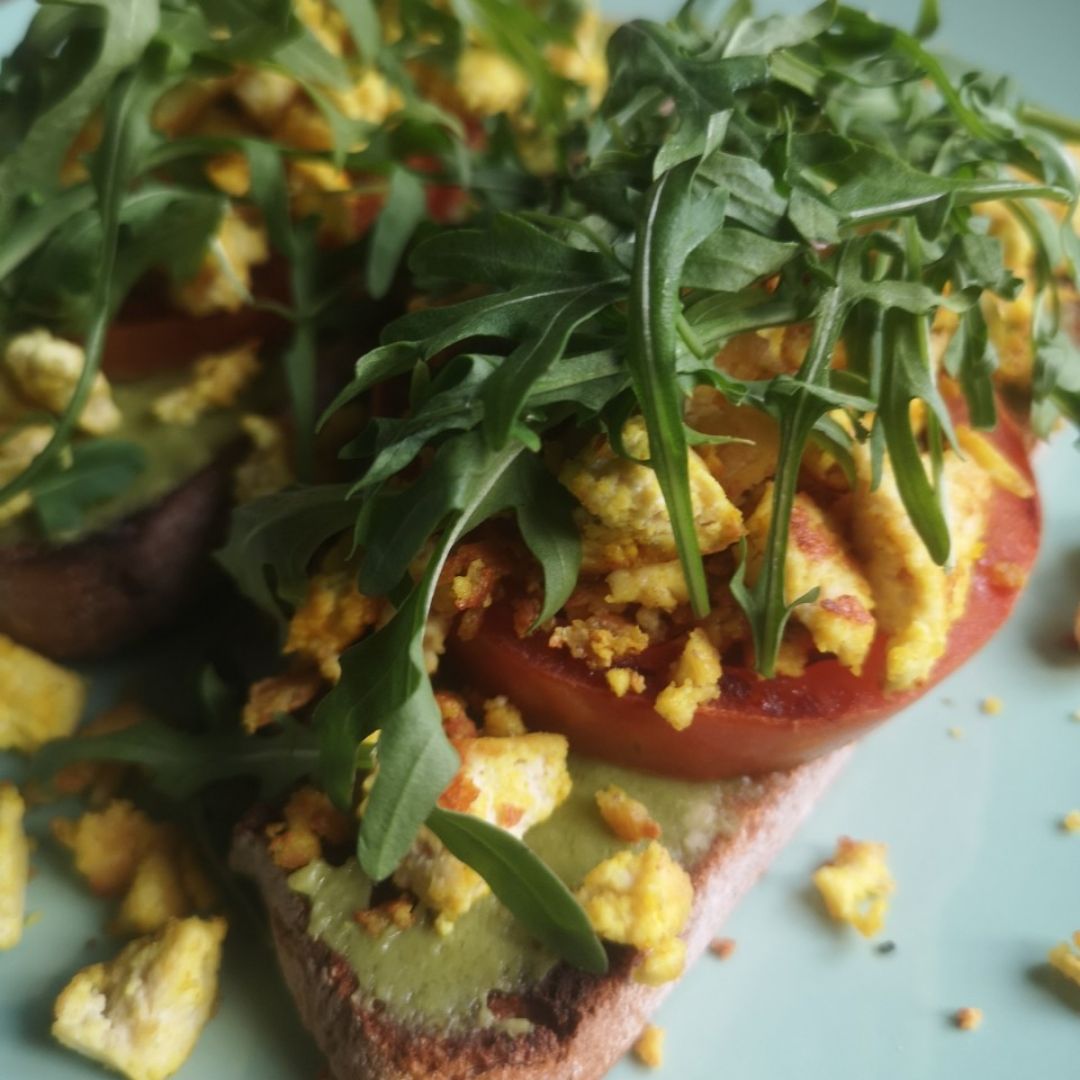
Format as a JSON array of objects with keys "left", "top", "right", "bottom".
[{"left": 231, "top": 746, "right": 851, "bottom": 1080}]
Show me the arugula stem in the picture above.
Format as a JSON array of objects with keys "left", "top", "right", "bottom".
[
  {"left": 1018, "top": 103, "right": 1080, "bottom": 143},
  {"left": 677, "top": 312, "right": 708, "bottom": 359}
]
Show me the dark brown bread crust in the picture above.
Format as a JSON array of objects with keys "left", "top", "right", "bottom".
[
  {"left": 0, "top": 450, "right": 238, "bottom": 660},
  {"left": 231, "top": 746, "right": 852, "bottom": 1080}
]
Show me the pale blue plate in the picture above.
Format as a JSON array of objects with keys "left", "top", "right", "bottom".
[{"left": 2, "top": 2, "right": 1078, "bottom": 1078}]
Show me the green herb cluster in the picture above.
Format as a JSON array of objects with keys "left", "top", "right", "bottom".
[{"left": 0, "top": 0, "right": 588, "bottom": 524}]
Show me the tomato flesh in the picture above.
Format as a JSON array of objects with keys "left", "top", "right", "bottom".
[{"left": 451, "top": 406, "right": 1041, "bottom": 779}]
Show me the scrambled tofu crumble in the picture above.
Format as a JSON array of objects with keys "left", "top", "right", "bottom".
[
  {"left": 395, "top": 732, "right": 572, "bottom": 934},
  {"left": 152, "top": 341, "right": 261, "bottom": 426},
  {"left": 633, "top": 1025, "right": 665, "bottom": 1068},
  {"left": 654, "top": 628, "right": 723, "bottom": 732},
  {"left": 577, "top": 841, "right": 693, "bottom": 986},
  {"left": 595, "top": 784, "right": 662, "bottom": 843},
  {"left": 0, "top": 636, "right": 86, "bottom": 752},
  {"left": 952, "top": 1006, "right": 983, "bottom": 1032},
  {"left": 0, "top": 784, "right": 29, "bottom": 950},
  {"left": 812, "top": 838, "right": 895, "bottom": 937},
  {"left": 52, "top": 916, "right": 227, "bottom": 1080},
  {"left": 1048, "top": 931, "right": 1080, "bottom": 988}
]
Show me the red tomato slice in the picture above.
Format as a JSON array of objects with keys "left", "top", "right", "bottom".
[{"left": 451, "top": 406, "right": 1041, "bottom": 779}]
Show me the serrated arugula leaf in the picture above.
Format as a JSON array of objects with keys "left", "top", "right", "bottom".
[
  {"left": 216, "top": 485, "right": 357, "bottom": 619},
  {"left": 32, "top": 717, "right": 318, "bottom": 803},
  {"left": 30, "top": 439, "right": 146, "bottom": 538},
  {"left": 366, "top": 167, "right": 427, "bottom": 299},
  {"left": 428, "top": 808, "right": 608, "bottom": 974}
]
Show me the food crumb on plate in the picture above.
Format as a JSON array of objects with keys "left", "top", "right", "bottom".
[
  {"left": 813, "top": 838, "right": 895, "bottom": 937},
  {"left": 979, "top": 696, "right": 1004, "bottom": 716},
  {"left": 876, "top": 940, "right": 897, "bottom": 955},
  {"left": 1061, "top": 811, "right": 1080, "bottom": 834},
  {"left": 633, "top": 1025, "right": 665, "bottom": 1068},
  {"left": 947, "top": 726, "right": 964, "bottom": 739},
  {"left": 709, "top": 937, "right": 736, "bottom": 959},
  {"left": 1048, "top": 932, "right": 1080, "bottom": 987},
  {"left": 953, "top": 1007, "right": 983, "bottom": 1031}
]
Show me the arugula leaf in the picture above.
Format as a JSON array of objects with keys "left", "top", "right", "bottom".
[
  {"left": 32, "top": 717, "right": 318, "bottom": 803},
  {"left": 366, "top": 167, "right": 426, "bottom": 299},
  {"left": 216, "top": 484, "right": 357, "bottom": 620},
  {"left": 428, "top": 808, "right": 608, "bottom": 974},
  {"left": 31, "top": 439, "right": 146, "bottom": 538}
]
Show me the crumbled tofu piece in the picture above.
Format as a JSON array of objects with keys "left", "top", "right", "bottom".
[
  {"left": 0, "top": 425, "right": 52, "bottom": 524},
  {"left": 633, "top": 1024, "right": 665, "bottom": 1068},
  {"left": 152, "top": 77, "right": 232, "bottom": 137},
  {"left": 0, "top": 784, "right": 29, "bottom": 950},
  {"left": 545, "top": 10, "right": 608, "bottom": 105},
  {"left": 52, "top": 916, "right": 227, "bottom": 1080},
  {"left": 813, "top": 837, "right": 895, "bottom": 937},
  {"left": 595, "top": 784, "right": 661, "bottom": 842},
  {"left": 746, "top": 485, "right": 876, "bottom": 675},
  {"left": 266, "top": 785, "right": 353, "bottom": 873},
  {"left": 636, "top": 936, "right": 687, "bottom": 987},
  {"left": 204, "top": 152, "right": 251, "bottom": 197},
  {"left": 577, "top": 841, "right": 693, "bottom": 986},
  {"left": 242, "top": 667, "right": 322, "bottom": 734},
  {"left": 654, "top": 628, "right": 722, "bottom": 732},
  {"left": 296, "top": 0, "right": 349, "bottom": 55},
  {"left": 605, "top": 561, "right": 690, "bottom": 612},
  {"left": 234, "top": 415, "right": 293, "bottom": 503},
  {"left": 52, "top": 800, "right": 215, "bottom": 929},
  {"left": 152, "top": 341, "right": 260, "bottom": 426},
  {"left": 549, "top": 615, "right": 650, "bottom": 670},
  {"left": 953, "top": 1006, "right": 983, "bottom": 1032},
  {"left": 353, "top": 896, "right": 416, "bottom": 937},
  {"left": 0, "top": 635, "right": 86, "bottom": 751},
  {"left": 989, "top": 561, "right": 1028, "bottom": 590},
  {"left": 171, "top": 210, "right": 269, "bottom": 317},
  {"left": 422, "top": 613, "right": 451, "bottom": 676},
  {"left": 112, "top": 851, "right": 191, "bottom": 938},
  {"left": 456, "top": 48, "right": 529, "bottom": 116},
  {"left": 852, "top": 448, "right": 990, "bottom": 692},
  {"left": 232, "top": 68, "right": 298, "bottom": 130},
  {"left": 606, "top": 668, "right": 646, "bottom": 698},
  {"left": 1061, "top": 810, "right": 1080, "bottom": 834},
  {"left": 980, "top": 696, "right": 1004, "bottom": 716},
  {"left": 395, "top": 734, "right": 571, "bottom": 933},
  {"left": 561, "top": 416, "right": 743, "bottom": 572},
  {"left": 52, "top": 801, "right": 166, "bottom": 897},
  {"left": 482, "top": 696, "right": 527, "bottom": 738},
  {"left": 284, "top": 572, "right": 383, "bottom": 683},
  {"left": 1048, "top": 931, "right": 1080, "bottom": 988},
  {"left": 709, "top": 937, "right": 736, "bottom": 959},
  {"left": 4, "top": 329, "right": 121, "bottom": 435},
  {"left": 955, "top": 425, "right": 1034, "bottom": 499}
]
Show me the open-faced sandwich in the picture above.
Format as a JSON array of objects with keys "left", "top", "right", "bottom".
[{"left": 3, "top": 1, "right": 1080, "bottom": 1079}]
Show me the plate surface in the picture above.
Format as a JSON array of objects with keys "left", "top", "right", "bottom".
[{"left": 2, "top": 2, "right": 1079, "bottom": 1078}]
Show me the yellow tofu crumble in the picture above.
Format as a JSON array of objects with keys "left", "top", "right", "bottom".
[
  {"left": 654, "top": 628, "right": 722, "bottom": 731},
  {"left": 395, "top": 734, "right": 572, "bottom": 933},
  {"left": 0, "top": 425, "right": 53, "bottom": 525},
  {"left": 577, "top": 841, "right": 693, "bottom": 986},
  {"left": 813, "top": 838, "right": 895, "bottom": 937},
  {"left": 980, "top": 696, "right": 1004, "bottom": 716},
  {"left": 953, "top": 1006, "right": 983, "bottom": 1032},
  {"left": 595, "top": 784, "right": 661, "bottom": 843},
  {"left": 52, "top": 916, "right": 227, "bottom": 1080},
  {"left": 633, "top": 1024, "right": 665, "bottom": 1068},
  {"left": 152, "top": 341, "right": 261, "bottom": 426},
  {"left": 0, "top": 784, "right": 30, "bottom": 950},
  {"left": 1048, "top": 931, "right": 1080, "bottom": 988},
  {"left": 0, "top": 635, "right": 86, "bottom": 752},
  {"left": 1061, "top": 810, "right": 1080, "bottom": 833}
]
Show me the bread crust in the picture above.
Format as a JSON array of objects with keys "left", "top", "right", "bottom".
[
  {"left": 0, "top": 449, "right": 239, "bottom": 660},
  {"left": 231, "top": 746, "right": 852, "bottom": 1080}
]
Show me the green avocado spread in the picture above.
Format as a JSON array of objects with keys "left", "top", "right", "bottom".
[
  {"left": 0, "top": 372, "right": 242, "bottom": 546},
  {"left": 289, "top": 756, "right": 757, "bottom": 1033}
]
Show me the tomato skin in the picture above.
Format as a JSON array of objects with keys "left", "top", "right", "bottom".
[{"left": 451, "top": 406, "right": 1041, "bottom": 780}]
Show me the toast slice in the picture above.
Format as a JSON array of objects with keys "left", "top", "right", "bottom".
[
  {"left": 0, "top": 450, "right": 238, "bottom": 660},
  {"left": 231, "top": 746, "right": 852, "bottom": 1080}
]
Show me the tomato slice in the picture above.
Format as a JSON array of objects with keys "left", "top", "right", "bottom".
[{"left": 451, "top": 406, "right": 1041, "bottom": 779}]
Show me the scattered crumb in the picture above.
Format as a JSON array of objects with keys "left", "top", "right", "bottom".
[
  {"left": 1071, "top": 709, "right": 1080, "bottom": 723},
  {"left": 941, "top": 697, "right": 955, "bottom": 707},
  {"left": 1061, "top": 811, "right": 1080, "bottom": 834},
  {"left": 979, "top": 696, "right": 1003, "bottom": 716},
  {"left": 595, "top": 784, "right": 661, "bottom": 842},
  {"left": 633, "top": 1025, "right": 665, "bottom": 1068},
  {"left": 876, "top": 940, "right": 897, "bottom": 955},
  {"left": 947, "top": 726, "right": 964, "bottom": 739},
  {"left": 709, "top": 937, "right": 736, "bottom": 960},
  {"left": 812, "top": 838, "right": 896, "bottom": 937},
  {"left": 953, "top": 1007, "right": 983, "bottom": 1032}
]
